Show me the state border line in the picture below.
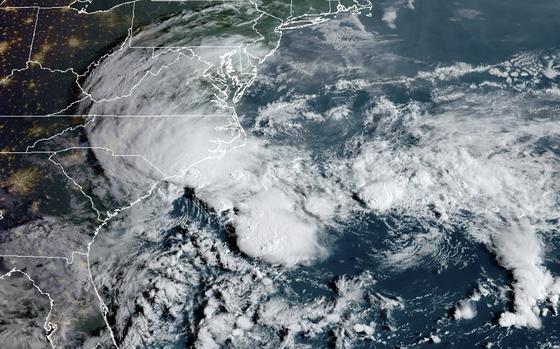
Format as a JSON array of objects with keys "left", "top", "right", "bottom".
[{"left": 0, "top": 253, "right": 86, "bottom": 264}]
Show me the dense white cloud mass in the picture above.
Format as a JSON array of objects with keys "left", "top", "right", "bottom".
[
  {"left": 382, "top": 7, "right": 398, "bottom": 29},
  {"left": 87, "top": 115, "right": 241, "bottom": 177},
  {"left": 453, "top": 300, "right": 477, "bottom": 320},
  {"left": 176, "top": 137, "right": 353, "bottom": 265},
  {"left": 492, "top": 220, "right": 560, "bottom": 328}
]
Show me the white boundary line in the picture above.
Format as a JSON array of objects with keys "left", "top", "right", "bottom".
[
  {"left": 0, "top": 252, "right": 86, "bottom": 264},
  {"left": 27, "top": 7, "right": 40, "bottom": 61},
  {"left": 1, "top": 148, "right": 169, "bottom": 178}
]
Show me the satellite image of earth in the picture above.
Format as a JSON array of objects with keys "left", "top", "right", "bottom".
[{"left": 1, "top": 0, "right": 560, "bottom": 348}]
